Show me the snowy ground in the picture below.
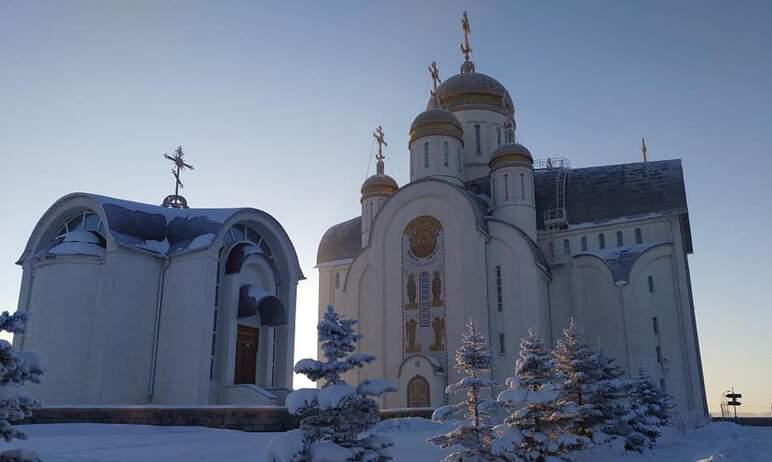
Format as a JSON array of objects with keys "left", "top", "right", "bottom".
[{"left": 5, "top": 419, "right": 772, "bottom": 461}]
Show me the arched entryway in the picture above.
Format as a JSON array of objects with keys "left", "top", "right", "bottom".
[
  {"left": 234, "top": 286, "right": 287, "bottom": 386},
  {"left": 407, "top": 375, "right": 430, "bottom": 408}
]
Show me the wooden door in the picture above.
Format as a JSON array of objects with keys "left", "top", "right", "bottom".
[
  {"left": 234, "top": 325, "right": 258, "bottom": 384},
  {"left": 407, "top": 375, "right": 430, "bottom": 408}
]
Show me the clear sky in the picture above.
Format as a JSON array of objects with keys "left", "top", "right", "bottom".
[{"left": 1, "top": 1, "right": 770, "bottom": 415}]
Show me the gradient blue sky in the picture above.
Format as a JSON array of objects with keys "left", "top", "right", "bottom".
[{"left": 1, "top": 1, "right": 770, "bottom": 415}]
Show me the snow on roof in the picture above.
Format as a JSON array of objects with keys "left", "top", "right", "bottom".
[{"left": 574, "top": 242, "right": 670, "bottom": 284}]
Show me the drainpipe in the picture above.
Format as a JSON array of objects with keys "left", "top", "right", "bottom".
[{"left": 147, "top": 255, "right": 171, "bottom": 401}]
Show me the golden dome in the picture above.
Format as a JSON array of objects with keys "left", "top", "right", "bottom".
[
  {"left": 489, "top": 143, "right": 533, "bottom": 170},
  {"left": 408, "top": 109, "right": 463, "bottom": 145},
  {"left": 427, "top": 72, "right": 513, "bottom": 115},
  {"left": 361, "top": 171, "right": 398, "bottom": 202}
]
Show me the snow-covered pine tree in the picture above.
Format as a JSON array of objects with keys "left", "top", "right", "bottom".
[
  {"left": 624, "top": 368, "right": 674, "bottom": 448},
  {"left": 266, "top": 305, "right": 396, "bottom": 462},
  {"left": 0, "top": 310, "right": 44, "bottom": 444},
  {"left": 495, "top": 328, "right": 581, "bottom": 461},
  {"left": 428, "top": 320, "right": 506, "bottom": 462},
  {"left": 553, "top": 319, "right": 624, "bottom": 445}
]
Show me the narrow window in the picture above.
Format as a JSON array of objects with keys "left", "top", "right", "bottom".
[
  {"left": 581, "top": 236, "right": 588, "bottom": 251},
  {"left": 656, "top": 346, "right": 662, "bottom": 363},
  {"left": 598, "top": 233, "right": 606, "bottom": 249},
  {"left": 443, "top": 141, "right": 449, "bottom": 167},
  {"left": 504, "top": 174, "right": 510, "bottom": 201},
  {"left": 648, "top": 275, "right": 655, "bottom": 293},
  {"left": 424, "top": 142, "right": 429, "bottom": 168},
  {"left": 652, "top": 316, "right": 659, "bottom": 335},
  {"left": 492, "top": 177, "right": 497, "bottom": 205},
  {"left": 660, "top": 379, "right": 667, "bottom": 391},
  {"left": 520, "top": 173, "right": 525, "bottom": 200},
  {"left": 635, "top": 228, "right": 643, "bottom": 244},
  {"left": 475, "top": 124, "right": 481, "bottom": 155},
  {"left": 563, "top": 239, "right": 570, "bottom": 256},
  {"left": 335, "top": 272, "right": 340, "bottom": 289},
  {"left": 457, "top": 148, "right": 462, "bottom": 173},
  {"left": 496, "top": 265, "right": 503, "bottom": 312},
  {"left": 549, "top": 241, "right": 555, "bottom": 259},
  {"left": 616, "top": 230, "right": 624, "bottom": 247},
  {"left": 497, "top": 127, "right": 502, "bottom": 146},
  {"left": 419, "top": 272, "right": 430, "bottom": 327},
  {"left": 499, "top": 333, "right": 506, "bottom": 355}
]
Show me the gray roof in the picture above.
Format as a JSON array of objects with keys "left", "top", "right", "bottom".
[
  {"left": 534, "top": 159, "right": 688, "bottom": 229},
  {"left": 317, "top": 159, "right": 692, "bottom": 264}
]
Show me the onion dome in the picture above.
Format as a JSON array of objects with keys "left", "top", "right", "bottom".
[
  {"left": 489, "top": 143, "right": 533, "bottom": 170},
  {"left": 408, "top": 109, "right": 463, "bottom": 145},
  {"left": 427, "top": 72, "right": 514, "bottom": 115},
  {"left": 361, "top": 161, "right": 398, "bottom": 202}
]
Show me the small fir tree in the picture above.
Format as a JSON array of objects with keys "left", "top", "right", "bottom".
[
  {"left": 0, "top": 311, "right": 44, "bottom": 443},
  {"left": 624, "top": 369, "right": 675, "bottom": 449},
  {"left": 428, "top": 320, "right": 505, "bottom": 462},
  {"left": 552, "top": 319, "right": 613, "bottom": 444},
  {"left": 266, "top": 306, "right": 396, "bottom": 462},
  {"left": 495, "top": 329, "right": 582, "bottom": 461}
]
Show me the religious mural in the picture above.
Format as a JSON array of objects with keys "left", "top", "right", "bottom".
[{"left": 402, "top": 216, "right": 447, "bottom": 364}]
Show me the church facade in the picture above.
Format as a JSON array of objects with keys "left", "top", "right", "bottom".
[
  {"left": 317, "top": 24, "right": 708, "bottom": 427},
  {"left": 15, "top": 192, "right": 303, "bottom": 406}
]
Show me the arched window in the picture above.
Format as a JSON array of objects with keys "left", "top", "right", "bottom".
[
  {"left": 504, "top": 173, "right": 510, "bottom": 201},
  {"left": 598, "top": 233, "right": 606, "bottom": 250},
  {"left": 474, "top": 124, "right": 481, "bottom": 156},
  {"left": 581, "top": 236, "right": 588, "bottom": 251},
  {"left": 497, "top": 127, "right": 502, "bottom": 146},
  {"left": 648, "top": 275, "right": 655, "bottom": 293},
  {"left": 549, "top": 241, "right": 555, "bottom": 259},
  {"left": 223, "top": 223, "right": 274, "bottom": 273},
  {"left": 491, "top": 177, "right": 497, "bottom": 206},
  {"left": 520, "top": 173, "right": 525, "bottom": 200},
  {"left": 499, "top": 333, "right": 506, "bottom": 355},
  {"left": 335, "top": 272, "right": 340, "bottom": 289},
  {"left": 616, "top": 230, "right": 624, "bottom": 247},
  {"left": 563, "top": 239, "right": 570, "bottom": 256},
  {"left": 457, "top": 148, "right": 462, "bottom": 173},
  {"left": 423, "top": 142, "right": 429, "bottom": 168},
  {"left": 443, "top": 141, "right": 449, "bottom": 167},
  {"left": 635, "top": 228, "right": 643, "bottom": 244},
  {"left": 46, "top": 210, "right": 107, "bottom": 255}
]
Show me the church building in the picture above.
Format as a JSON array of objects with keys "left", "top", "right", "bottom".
[
  {"left": 317, "top": 15, "right": 708, "bottom": 427},
  {"left": 14, "top": 151, "right": 303, "bottom": 406}
]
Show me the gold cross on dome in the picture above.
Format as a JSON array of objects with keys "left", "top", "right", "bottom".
[
  {"left": 373, "top": 126, "right": 387, "bottom": 161},
  {"left": 461, "top": 11, "right": 472, "bottom": 62},
  {"left": 429, "top": 61, "right": 442, "bottom": 93}
]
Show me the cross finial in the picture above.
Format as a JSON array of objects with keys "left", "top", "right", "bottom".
[
  {"left": 429, "top": 61, "right": 442, "bottom": 107},
  {"left": 641, "top": 137, "right": 648, "bottom": 162},
  {"left": 460, "top": 11, "right": 475, "bottom": 73},
  {"left": 373, "top": 126, "right": 387, "bottom": 174},
  {"left": 162, "top": 145, "right": 194, "bottom": 209}
]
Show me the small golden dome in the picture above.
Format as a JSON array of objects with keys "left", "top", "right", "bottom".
[
  {"left": 409, "top": 109, "right": 463, "bottom": 145},
  {"left": 489, "top": 143, "right": 533, "bottom": 170},
  {"left": 361, "top": 171, "right": 399, "bottom": 202}
]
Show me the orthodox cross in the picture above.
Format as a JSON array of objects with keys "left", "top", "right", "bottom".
[
  {"left": 429, "top": 61, "right": 442, "bottom": 93},
  {"left": 162, "top": 145, "right": 194, "bottom": 208},
  {"left": 460, "top": 11, "right": 472, "bottom": 63},
  {"left": 373, "top": 126, "right": 387, "bottom": 174}
]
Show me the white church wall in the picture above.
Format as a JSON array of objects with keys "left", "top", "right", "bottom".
[
  {"left": 18, "top": 256, "right": 104, "bottom": 404},
  {"left": 345, "top": 181, "right": 489, "bottom": 409},
  {"left": 409, "top": 134, "right": 464, "bottom": 184},
  {"left": 154, "top": 251, "right": 218, "bottom": 404},
  {"left": 88, "top": 249, "right": 159, "bottom": 404},
  {"left": 486, "top": 221, "right": 551, "bottom": 391}
]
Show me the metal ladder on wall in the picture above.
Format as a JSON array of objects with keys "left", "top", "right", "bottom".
[{"left": 535, "top": 157, "right": 571, "bottom": 230}]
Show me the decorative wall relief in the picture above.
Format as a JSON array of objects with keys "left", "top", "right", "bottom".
[
  {"left": 402, "top": 215, "right": 447, "bottom": 367},
  {"left": 430, "top": 317, "right": 445, "bottom": 352},
  {"left": 405, "top": 274, "right": 417, "bottom": 309},
  {"left": 406, "top": 319, "right": 421, "bottom": 353}
]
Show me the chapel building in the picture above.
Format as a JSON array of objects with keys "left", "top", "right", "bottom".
[
  {"left": 15, "top": 192, "right": 303, "bottom": 406},
  {"left": 316, "top": 18, "right": 708, "bottom": 427}
]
